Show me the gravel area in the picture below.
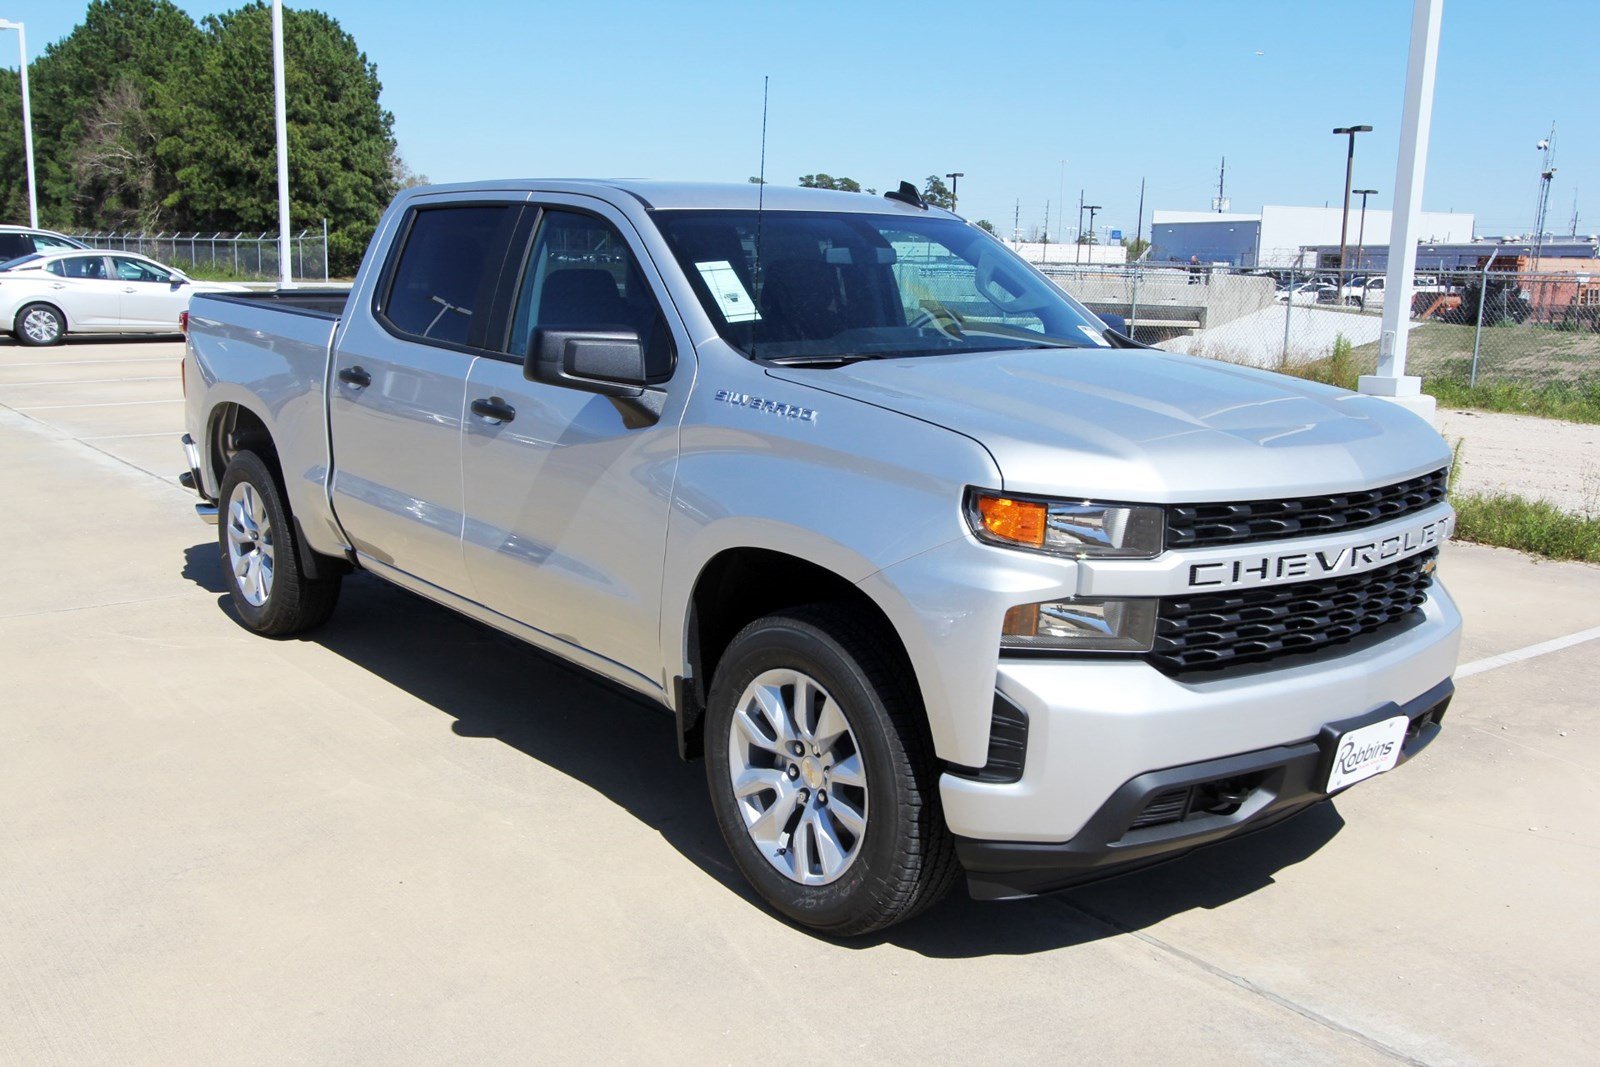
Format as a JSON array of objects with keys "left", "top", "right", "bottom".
[{"left": 1438, "top": 408, "right": 1600, "bottom": 516}]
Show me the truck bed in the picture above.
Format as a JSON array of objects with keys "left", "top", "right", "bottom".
[{"left": 197, "top": 288, "right": 351, "bottom": 319}]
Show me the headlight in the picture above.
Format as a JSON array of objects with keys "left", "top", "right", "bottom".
[
  {"left": 1002, "top": 598, "right": 1157, "bottom": 652},
  {"left": 966, "top": 489, "right": 1164, "bottom": 558}
]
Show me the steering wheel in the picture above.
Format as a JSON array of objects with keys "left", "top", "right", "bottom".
[{"left": 975, "top": 250, "right": 1046, "bottom": 314}]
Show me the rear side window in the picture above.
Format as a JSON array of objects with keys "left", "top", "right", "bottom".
[
  {"left": 33, "top": 234, "right": 80, "bottom": 251},
  {"left": 47, "top": 256, "right": 107, "bottom": 279},
  {"left": 0, "top": 233, "right": 31, "bottom": 259},
  {"left": 379, "top": 204, "right": 519, "bottom": 348}
]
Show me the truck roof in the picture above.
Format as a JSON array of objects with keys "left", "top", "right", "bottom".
[{"left": 396, "top": 179, "right": 958, "bottom": 216}]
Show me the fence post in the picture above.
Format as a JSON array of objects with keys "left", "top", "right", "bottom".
[
  {"left": 1281, "top": 270, "right": 1294, "bottom": 367},
  {"left": 322, "top": 218, "right": 330, "bottom": 281},
  {"left": 1469, "top": 249, "right": 1498, "bottom": 388},
  {"left": 1128, "top": 267, "right": 1140, "bottom": 342}
]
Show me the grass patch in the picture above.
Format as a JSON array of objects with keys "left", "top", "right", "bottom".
[
  {"left": 1275, "top": 343, "right": 1600, "bottom": 424},
  {"left": 1450, "top": 491, "right": 1600, "bottom": 563}
]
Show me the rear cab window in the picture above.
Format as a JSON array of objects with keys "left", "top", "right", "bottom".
[{"left": 376, "top": 203, "right": 521, "bottom": 349}]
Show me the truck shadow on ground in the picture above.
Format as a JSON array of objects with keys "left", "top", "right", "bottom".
[{"left": 182, "top": 543, "right": 1345, "bottom": 958}]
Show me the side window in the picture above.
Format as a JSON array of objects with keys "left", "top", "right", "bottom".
[
  {"left": 509, "top": 209, "right": 674, "bottom": 381},
  {"left": 34, "top": 235, "right": 78, "bottom": 251},
  {"left": 0, "top": 233, "right": 31, "bottom": 259},
  {"left": 380, "top": 204, "right": 519, "bottom": 348},
  {"left": 112, "top": 257, "right": 172, "bottom": 283},
  {"left": 52, "top": 256, "right": 107, "bottom": 279}
]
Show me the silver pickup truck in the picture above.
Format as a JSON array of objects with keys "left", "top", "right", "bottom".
[{"left": 180, "top": 180, "right": 1460, "bottom": 935}]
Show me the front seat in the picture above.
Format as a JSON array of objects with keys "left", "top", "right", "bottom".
[{"left": 538, "top": 268, "right": 629, "bottom": 330}]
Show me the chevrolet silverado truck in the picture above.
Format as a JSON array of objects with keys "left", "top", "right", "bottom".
[{"left": 180, "top": 180, "right": 1460, "bottom": 935}]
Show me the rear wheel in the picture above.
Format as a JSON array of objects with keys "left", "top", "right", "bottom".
[
  {"left": 14, "top": 303, "right": 65, "bottom": 346},
  {"left": 218, "top": 450, "right": 341, "bottom": 636},
  {"left": 704, "top": 606, "right": 957, "bottom": 936}
]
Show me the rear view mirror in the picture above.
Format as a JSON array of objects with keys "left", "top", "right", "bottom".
[{"left": 527, "top": 327, "right": 647, "bottom": 397}]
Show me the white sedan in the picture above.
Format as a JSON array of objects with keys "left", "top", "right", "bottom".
[{"left": 0, "top": 250, "right": 247, "bottom": 346}]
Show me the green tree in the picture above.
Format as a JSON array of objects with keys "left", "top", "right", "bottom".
[
  {"left": 799, "top": 173, "right": 862, "bottom": 192},
  {"left": 166, "top": 3, "right": 395, "bottom": 273},
  {"left": 974, "top": 219, "right": 996, "bottom": 233},
  {"left": 921, "top": 174, "right": 954, "bottom": 209},
  {"left": 20, "top": 0, "right": 203, "bottom": 229},
  {"left": 1122, "top": 236, "right": 1150, "bottom": 260}
]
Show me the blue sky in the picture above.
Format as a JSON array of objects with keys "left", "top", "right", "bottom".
[{"left": 2, "top": 0, "right": 1593, "bottom": 240}]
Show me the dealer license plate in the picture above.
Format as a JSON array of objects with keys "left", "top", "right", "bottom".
[{"left": 1325, "top": 716, "right": 1409, "bottom": 792}]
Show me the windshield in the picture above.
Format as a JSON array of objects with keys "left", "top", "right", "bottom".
[{"left": 653, "top": 210, "right": 1109, "bottom": 363}]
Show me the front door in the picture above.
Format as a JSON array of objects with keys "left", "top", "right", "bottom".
[
  {"left": 327, "top": 197, "right": 525, "bottom": 592},
  {"left": 110, "top": 255, "right": 185, "bottom": 329},
  {"left": 459, "top": 202, "right": 686, "bottom": 680}
]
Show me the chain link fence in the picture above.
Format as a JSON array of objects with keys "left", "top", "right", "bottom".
[
  {"left": 66, "top": 230, "right": 331, "bottom": 282},
  {"left": 1045, "top": 263, "right": 1600, "bottom": 388}
]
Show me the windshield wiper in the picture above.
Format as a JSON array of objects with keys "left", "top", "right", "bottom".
[{"left": 763, "top": 353, "right": 885, "bottom": 367}]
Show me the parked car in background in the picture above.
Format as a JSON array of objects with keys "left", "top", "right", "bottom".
[
  {"left": 0, "top": 249, "right": 246, "bottom": 346},
  {"left": 1341, "top": 275, "right": 1386, "bottom": 309},
  {"left": 1275, "top": 281, "right": 1337, "bottom": 305},
  {"left": 0, "top": 225, "right": 90, "bottom": 260}
]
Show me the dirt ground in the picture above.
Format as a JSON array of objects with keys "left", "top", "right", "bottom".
[{"left": 1438, "top": 407, "right": 1600, "bottom": 515}]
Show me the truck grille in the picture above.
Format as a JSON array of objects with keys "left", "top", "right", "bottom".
[
  {"left": 1165, "top": 468, "right": 1448, "bottom": 550},
  {"left": 1149, "top": 549, "right": 1438, "bottom": 674}
]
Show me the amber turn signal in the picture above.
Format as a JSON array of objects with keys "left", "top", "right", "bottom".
[{"left": 974, "top": 494, "right": 1047, "bottom": 548}]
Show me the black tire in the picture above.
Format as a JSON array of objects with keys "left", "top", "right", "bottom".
[
  {"left": 14, "top": 302, "right": 66, "bottom": 347},
  {"left": 218, "top": 449, "right": 341, "bottom": 636},
  {"left": 704, "top": 605, "right": 958, "bottom": 936}
]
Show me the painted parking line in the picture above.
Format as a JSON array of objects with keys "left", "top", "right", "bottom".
[
  {"left": 0, "top": 357, "right": 176, "bottom": 367},
  {"left": 0, "top": 376, "right": 178, "bottom": 387},
  {"left": 78, "top": 431, "right": 183, "bottom": 441},
  {"left": 1457, "top": 624, "right": 1600, "bottom": 678},
  {"left": 13, "top": 399, "right": 184, "bottom": 411}
]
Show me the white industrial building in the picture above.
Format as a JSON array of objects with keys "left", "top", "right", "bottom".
[{"left": 1149, "top": 205, "right": 1476, "bottom": 268}]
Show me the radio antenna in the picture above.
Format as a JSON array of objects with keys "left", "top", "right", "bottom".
[{"left": 753, "top": 75, "right": 769, "bottom": 360}]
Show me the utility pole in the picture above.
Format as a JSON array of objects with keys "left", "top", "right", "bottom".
[
  {"left": 1353, "top": 188, "right": 1378, "bottom": 273},
  {"left": 1360, "top": 0, "right": 1441, "bottom": 423},
  {"left": 945, "top": 171, "right": 964, "bottom": 213},
  {"left": 1134, "top": 177, "right": 1146, "bottom": 257},
  {"left": 1085, "top": 204, "right": 1102, "bottom": 255},
  {"left": 0, "top": 20, "right": 38, "bottom": 228},
  {"left": 1075, "top": 189, "right": 1085, "bottom": 265},
  {"left": 1013, "top": 198, "right": 1021, "bottom": 245},
  {"left": 272, "top": 0, "right": 292, "bottom": 287},
  {"left": 1041, "top": 201, "right": 1050, "bottom": 265},
  {"left": 1333, "top": 124, "right": 1373, "bottom": 278},
  {"left": 1213, "top": 156, "right": 1228, "bottom": 212},
  {"left": 1532, "top": 124, "right": 1556, "bottom": 270}
]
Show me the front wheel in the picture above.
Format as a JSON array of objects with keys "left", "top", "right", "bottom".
[
  {"left": 218, "top": 450, "right": 341, "bottom": 636},
  {"left": 704, "top": 606, "right": 957, "bottom": 935},
  {"left": 14, "top": 303, "right": 65, "bottom": 346}
]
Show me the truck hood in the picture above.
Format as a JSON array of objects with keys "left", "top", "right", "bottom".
[{"left": 767, "top": 347, "right": 1451, "bottom": 501}]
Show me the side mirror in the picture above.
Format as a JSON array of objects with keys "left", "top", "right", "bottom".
[
  {"left": 527, "top": 327, "right": 647, "bottom": 397},
  {"left": 1098, "top": 311, "right": 1128, "bottom": 337}
]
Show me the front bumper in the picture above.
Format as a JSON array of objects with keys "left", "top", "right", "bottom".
[
  {"left": 956, "top": 678, "right": 1451, "bottom": 899},
  {"left": 938, "top": 579, "right": 1462, "bottom": 894}
]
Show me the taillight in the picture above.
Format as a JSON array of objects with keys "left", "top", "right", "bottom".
[{"left": 179, "top": 310, "right": 189, "bottom": 335}]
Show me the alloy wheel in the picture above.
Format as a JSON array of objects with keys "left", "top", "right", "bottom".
[{"left": 225, "top": 481, "right": 274, "bottom": 607}]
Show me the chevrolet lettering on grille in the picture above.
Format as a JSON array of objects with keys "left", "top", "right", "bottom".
[{"left": 1186, "top": 512, "right": 1454, "bottom": 591}]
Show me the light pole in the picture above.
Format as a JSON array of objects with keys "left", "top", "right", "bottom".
[
  {"left": 1332, "top": 125, "right": 1372, "bottom": 278},
  {"left": 0, "top": 19, "right": 38, "bottom": 228},
  {"left": 945, "top": 172, "right": 963, "bottom": 214},
  {"left": 1353, "top": 188, "right": 1378, "bottom": 272},
  {"left": 1084, "top": 204, "right": 1101, "bottom": 257},
  {"left": 272, "top": 0, "right": 292, "bottom": 287}
]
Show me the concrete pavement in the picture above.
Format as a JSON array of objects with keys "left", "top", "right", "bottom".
[{"left": 2, "top": 338, "right": 1597, "bottom": 1064}]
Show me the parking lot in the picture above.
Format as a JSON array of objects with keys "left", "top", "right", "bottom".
[{"left": 3, "top": 337, "right": 1598, "bottom": 1063}]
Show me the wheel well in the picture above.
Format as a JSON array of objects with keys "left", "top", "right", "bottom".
[
  {"left": 208, "top": 402, "right": 279, "bottom": 487},
  {"left": 678, "top": 548, "right": 919, "bottom": 760}
]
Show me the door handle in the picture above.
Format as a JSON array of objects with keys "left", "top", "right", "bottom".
[
  {"left": 470, "top": 396, "right": 516, "bottom": 424},
  {"left": 337, "top": 365, "right": 372, "bottom": 388},
  {"left": 123, "top": 286, "right": 137, "bottom": 293},
  {"left": 50, "top": 283, "right": 65, "bottom": 290}
]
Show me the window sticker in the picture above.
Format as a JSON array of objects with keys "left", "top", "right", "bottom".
[
  {"left": 696, "top": 260, "right": 761, "bottom": 323},
  {"left": 1079, "top": 324, "right": 1111, "bottom": 346}
]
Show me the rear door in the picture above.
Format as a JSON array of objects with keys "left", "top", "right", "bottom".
[
  {"left": 457, "top": 199, "right": 688, "bottom": 679},
  {"left": 44, "top": 255, "right": 122, "bottom": 328},
  {"left": 327, "top": 195, "right": 526, "bottom": 592}
]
